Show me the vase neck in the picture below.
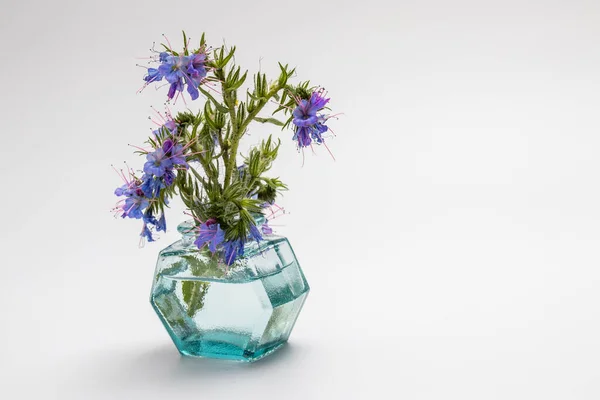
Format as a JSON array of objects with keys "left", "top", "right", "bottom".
[{"left": 177, "top": 214, "right": 266, "bottom": 240}]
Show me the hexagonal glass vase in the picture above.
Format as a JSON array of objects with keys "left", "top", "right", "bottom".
[{"left": 150, "top": 217, "right": 309, "bottom": 362}]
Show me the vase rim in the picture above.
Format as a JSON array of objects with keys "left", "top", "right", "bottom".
[{"left": 177, "top": 213, "right": 266, "bottom": 237}]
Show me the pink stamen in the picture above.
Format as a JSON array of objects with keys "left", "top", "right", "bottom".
[
  {"left": 183, "top": 211, "right": 203, "bottom": 224},
  {"left": 150, "top": 106, "right": 167, "bottom": 122},
  {"left": 128, "top": 144, "right": 150, "bottom": 153},
  {"left": 162, "top": 34, "right": 173, "bottom": 52},
  {"left": 323, "top": 141, "right": 336, "bottom": 161}
]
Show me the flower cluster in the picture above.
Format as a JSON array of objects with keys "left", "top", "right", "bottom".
[
  {"left": 114, "top": 32, "right": 339, "bottom": 267},
  {"left": 113, "top": 173, "right": 164, "bottom": 243},
  {"left": 114, "top": 134, "right": 189, "bottom": 242},
  {"left": 144, "top": 50, "right": 208, "bottom": 101},
  {"left": 291, "top": 89, "right": 331, "bottom": 148},
  {"left": 193, "top": 216, "right": 268, "bottom": 266},
  {"left": 114, "top": 177, "right": 148, "bottom": 220}
]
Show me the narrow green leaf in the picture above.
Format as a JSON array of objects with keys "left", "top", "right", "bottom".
[
  {"left": 198, "top": 87, "right": 229, "bottom": 113},
  {"left": 253, "top": 117, "right": 285, "bottom": 126}
]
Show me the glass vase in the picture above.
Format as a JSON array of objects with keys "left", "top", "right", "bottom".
[{"left": 150, "top": 216, "right": 310, "bottom": 362}]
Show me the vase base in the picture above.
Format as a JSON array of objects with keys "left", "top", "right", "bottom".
[{"left": 177, "top": 337, "right": 286, "bottom": 362}]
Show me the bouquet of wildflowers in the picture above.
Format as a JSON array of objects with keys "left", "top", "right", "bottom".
[{"left": 113, "top": 32, "right": 338, "bottom": 266}]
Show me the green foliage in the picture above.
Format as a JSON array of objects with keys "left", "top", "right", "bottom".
[
  {"left": 181, "top": 280, "right": 209, "bottom": 317},
  {"left": 154, "top": 32, "right": 303, "bottom": 245}
]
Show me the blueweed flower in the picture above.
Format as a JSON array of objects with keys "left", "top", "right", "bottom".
[
  {"left": 141, "top": 174, "right": 165, "bottom": 198},
  {"left": 292, "top": 91, "right": 329, "bottom": 127},
  {"left": 194, "top": 219, "right": 226, "bottom": 253},
  {"left": 223, "top": 239, "right": 245, "bottom": 266},
  {"left": 140, "top": 209, "right": 166, "bottom": 241},
  {"left": 144, "top": 148, "right": 172, "bottom": 177},
  {"left": 153, "top": 119, "right": 178, "bottom": 138},
  {"left": 114, "top": 183, "right": 133, "bottom": 197},
  {"left": 144, "top": 68, "right": 162, "bottom": 84},
  {"left": 291, "top": 89, "right": 332, "bottom": 148},
  {"left": 261, "top": 219, "right": 273, "bottom": 235},
  {"left": 120, "top": 189, "right": 148, "bottom": 219},
  {"left": 249, "top": 222, "right": 263, "bottom": 242},
  {"left": 143, "top": 209, "right": 158, "bottom": 226},
  {"left": 145, "top": 49, "right": 208, "bottom": 101},
  {"left": 162, "top": 139, "right": 188, "bottom": 168},
  {"left": 163, "top": 169, "right": 176, "bottom": 186},
  {"left": 187, "top": 52, "right": 208, "bottom": 82},
  {"left": 141, "top": 223, "right": 155, "bottom": 242},
  {"left": 292, "top": 126, "right": 312, "bottom": 148},
  {"left": 156, "top": 213, "right": 167, "bottom": 232}
]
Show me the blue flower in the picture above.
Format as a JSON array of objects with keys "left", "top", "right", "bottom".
[
  {"left": 152, "top": 53, "right": 204, "bottom": 101},
  {"left": 291, "top": 90, "right": 331, "bottom": 148},
  {"left": 144, "top": 68, "right": 163, "bottom": 84},
  {"left": 158, "top": 55, "right": 188, "bottom": 85},
  {"left": 141, "top": 223, "right": 155, "bottom": 242},
  {"left": 142, "top": 209, "right": 166, "bottom": 236},
  {"left": 167, "top": 79, "right": 184, "bottom": 100},
  {"left": 292, "top": 91, "right": 329, "bottom": 127},
  {"left": 143, "top": 209, "right": 158, "bottom": 226},
  {"left": 162, "top": 139, "right": 188, "bottom": 167},
  {"left": 114, "top": 183, "right": 133, "bottom": 197},
  {"left": 261, "top": 219, "right": 273, "bottom": 235},
  {"left": 223, "top": 239, "right": 245, "bottom": 266},
  {"left": 156, "top": 213, "right": 167, "bottom": 232},
  {"left": 114, "top": 179, "right": 149, "bottom": 219},
  {"left": 292, "top": 100, "right": 318, "bottom": 127},
  {"left": 163, "top": 169, "right": 176, "bottom": 186},
  {"left": 141, "top": 174, "right": 165, "bottom": 198},
  {"left": 122, "top": 193, "right": 148, "bottom": 219},
  {"left": 194, "top": 219, "right": 226, "bottom": 253},
  {"left": 292, "top": 126, "right": 313, "bottom": 148},
  {"left": 153, "top": 119, "right": 178, "bottom": 138},
  {"left": 144, "top": 148, "right": 172, "bottom": 177},
  {"left": 187, "top": 53, "right": 208, "bottom": 83},
  {"left": 249, "top": 222, "right": 263, "bottom": 242}
]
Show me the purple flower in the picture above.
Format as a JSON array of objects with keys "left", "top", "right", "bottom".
[
  {"left": 144, "top": 68, "right": 163, "bottom": 84},
  {"left": 141, "top": 174, "right": 165, "bottom": 198},
  {"left": 121, "top": 192, "right": 148, "bottom": 219},
  {"left": 162, "top": 139, "right": 188, "bottom": 167},
  {"left": 114, "top": 183, "right": 133, "bottom": 197},
  {"left": 156, "top": 213, "right": 167, "bottom": 232},
  {"left": 142, "top": 209, "right": 166, "bottom": 236},
  {"left": 249, "top": 222, "right": 263, "bottom": 242},
  {"left": 292, "top": 100, "right": 318, "bottom": 127},
  {"left": 163, "top": 169, "right": 176, "bottom": 186},
  {"left": 292, "top": 126, "right": 312, "bottom": 148},
  {"left": 291, "top": 90, "right": 331, "bottom": 148},
  {"left": 141, "top": 223, "right": 155, "bottom": 242},
  {"left": 143, "top": 209, "right": 157, "bottom": 225},
  {"left": 144, "top": 148, "right": 172, "bottom": 177},
  {"left": 194, "top": 219, "right": 226, "bottom": 253},
  {"left": 151, "top": 52, "right": 206, "bottom": 101},
  {"left": 153, "top": 119, "right": 178, "bottom": 138},
  {"left": 292, "top": 91, "right": 329, "bottom": 127},
  {"left": 187, "top": 53, "right": 208, "bottom": 83},
  {"left": 261, "top": 219, "right": 273, "bottom": 235},
  {"left": 114, "top": 178, "right": 149, "bottom": 219},
  {"left": 223, "top": 239, "right": 245, "bottom": 266}
]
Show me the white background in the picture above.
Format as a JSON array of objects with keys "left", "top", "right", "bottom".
[{"left": 1, "top": 0, "right": 600, "bottom": 398}]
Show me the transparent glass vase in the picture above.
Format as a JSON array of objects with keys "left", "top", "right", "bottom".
[{"left": 150, "top": 216, "right": 310, "bottom": 362}]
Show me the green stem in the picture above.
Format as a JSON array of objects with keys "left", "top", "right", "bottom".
[{"left": 223, "top": 85, "right": 283, "bottom": 189}]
